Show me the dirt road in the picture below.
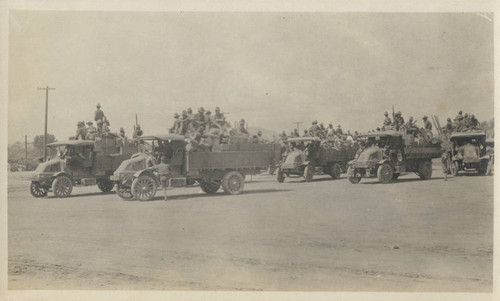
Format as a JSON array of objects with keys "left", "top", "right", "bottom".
[{"left": 8, "top": 164, "right": 493, "bottom": 291}]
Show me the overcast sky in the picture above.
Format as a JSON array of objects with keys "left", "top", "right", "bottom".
[{"left": 8, "top": 11, "right": 493, "bottom": 143}]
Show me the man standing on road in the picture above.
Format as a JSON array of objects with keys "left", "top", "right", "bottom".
[{"left": 153, "top": 156, "right": 171, "bottom": 201}]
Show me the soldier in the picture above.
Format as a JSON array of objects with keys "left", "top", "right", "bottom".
[
  {"left": 423, "top": 116, "right": 433, "bottom": 137},
  {"left": 195, "top": 107, "right": 206, "bottom": 125},
  {"left": 327, "top": 124, "right": 335, "bottom": 137},
  {"left": 238, "top": 119, "right": 248, "bottom": 135},
  {"left": 336, "top": 125, "right": 343, "bottom": 135},
  {"left": 455, "top": 110, "right": 463, "bottom": 122},
  {"left": 170, "top": 113, "right": 182, "bottom": 134},
  {"left": 444, "top": 118, "right": 453, "bottom": 133},
  {"left": 309, "top": 121, "right": 320, "bottom": 137},
  {"left": 179, "top": 110, "right": 191, "bottom": 136},
  {"left": 85, "top": 121, "right": 97, "bottom": 140},
  {"left": 118, "top": 127, "right": 127, "bottom": 140},
  {"left": 133, "top": 124, "right": 143, "bottom": 140},
  {"left": 214, "top": 107, "right": 225, "bottom": 124},
  {"left": 470, "top": 114, "right": 480, "bottom": 128},
  {"left": 153, "top": 156, "right": 171, "bottom": 201},
  {"left": 303, "top": 129, "right": 310, "bottom": 137},
  {"left": 383, "top": 111, "right": 392, "bottom": 129},
  {"left": 292, "top": 128, "right": 300, "bottom": 137},
  {"left": 257, "top": 130, "right": 266, "bottom": 143},
  {"left": 75, "top": 121, "right": 88, "bottom": 140},
  {"left": 94, "top": 103, "right": 105, "bottom": 137},
  {"left": 102, "top": 118, "right": 111, "bottom": 136},
  {"left": 405, "top": 116, "right": 418, "bottom": 134}
]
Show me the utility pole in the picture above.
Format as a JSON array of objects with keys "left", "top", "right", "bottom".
[
  {"left": 292, "top": 121, "right": 303, "bottom": 132},
  {"left": 37, "top": 86, "right": 55, "bottom": 161},
  {"left": 24, "top": 135, "right": 28, "bottom": 168}
]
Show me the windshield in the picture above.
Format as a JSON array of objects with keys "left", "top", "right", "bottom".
[{"left": 357, "top": 147, "right": 382, "bottom": 162}]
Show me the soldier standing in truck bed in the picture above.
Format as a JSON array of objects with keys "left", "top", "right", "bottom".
[
  {"left": 170, "top": 113, "right": 181, "bottom": 134},
  {"left": 75, "top": 121, "right": 88, "bottom": 140},
  {"left": 85, "top": 121, "right": 97, "bottom": 140},
  {"left": 94, "top": 103, "right": 105, "bottom": 137},
  {"left": 423, "top": 116, "right": 433, "bottom": 137},
  {"left": 383, "top": 111, "right": 392, "bottom": 130}
]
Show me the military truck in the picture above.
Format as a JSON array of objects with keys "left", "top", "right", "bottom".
[
  {"left": 111, "top": 134, "right": 281, "bottom": 201},
  {"left": 276, "top": 137, "right": 358, "bottom": 182},
  {"left": 29, "top": 136, "right": 138, "bottom": 197},
  {"left": 442, "top": 131, "right": 492, "bottom": 176},
  {"left": 347, "top": 130, "right": 442, "bottom": 184}
]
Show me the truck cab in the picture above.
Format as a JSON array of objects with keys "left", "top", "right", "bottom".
[{"left": 446, "top": 131, "right": 490, "bottom": 175}]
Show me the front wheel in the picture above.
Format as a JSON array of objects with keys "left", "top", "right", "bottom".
[
  {"left": 222, "top": 171, "right": 245, "bottom": 194},
  {"left": 304, "top": 165, "right": 314, "bottom": 182},
  {"left": 116, "top": 185, "right": 134, "bottom": 200},
  {"left": 52, "top": 175, "right": 73, "bottom": 197},
  {"left": 418, "top": 160, "right": 433, "bottom": 180},
  {"left": 97, "top": 179, "right": 114, "bottom": 192},
  {"left": 377, "top": 163, "right": 393, "bottom": 184},
  {"left": 277, "top": 169, "right": 285, "bottom": 183},
  {"left": 131, "top": 175, "right": 157, "bottom": 201},
  {"left": 329, "top": 163, "right": 341, "bottom": 179},
  {"left": 200, "top": 180, "right": 220, "bottom": 194},
  {"left": 347, "top": 167, "right": 361, "bottom": 184},
  {"left": 30, "top": 181, "right": 48, "bottom": 197}
]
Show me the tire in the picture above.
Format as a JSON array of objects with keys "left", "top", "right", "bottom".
[
  {"left": 131, "top": 175, "right": 157, "bottom": 201},
  {"left": 329, "top": 163, "right": 341, "bottom": 179},
  {"left": 221, "top": 171, "right": 245, "bottom": 195},
  {"left": 116, "top": 185, "right": 134, "bottom": 200},
  {"left": 200, "top": 180, "right": 220, "bottom": 194},
  {"left": 51, "top": 175, "right": 73, "bottom": 197},
  {"left": 450, "top": 161, "right": 460, "bottom": 176},
  {"left": 97, "top": 179, "right": 114, "bottom": 192},
  {"left": 30, "top": 181, "right": 48, "bottom": 197},
  {"left": 377, "top": 163, "right": 393, "bottom": 184},
  {"left": 304, "top": 165, "right": 313, "bottom": 182},
  {"left": 277, "top": 169, "right": 285, "bottom": 183},
  {"left": 418, "top": 160, "right": 433, "bottom": 180},
  {"left": 347, "top": 166, "right": 361, "bottom": 184}
]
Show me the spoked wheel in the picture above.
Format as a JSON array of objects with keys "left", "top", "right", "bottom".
[
  {"left": 222, "top": 171, "right": 245, "bottom": 195},
  {"left": 277, "top": 169, "right": 285, "bottom": 183},
  {"left": 347, "top": 166, "right": 361, "bottom": 184},
  {"left": 131, "top": 175, "right": 157, "bottom": 201},
  {"left": 304, "top": 165, "right": 314, "bottom": 182},
  {"left": 52, "top": 175, "right": 73, "bottom": 197},
  {"left": 200, "top": 180, "right": 221, "bottom": 194},
  {"left": 450, "top": 161, "right": 460, "bottom": 176},
  {"left": 30, "top": 181, "right": 48, "bottom": 197},
  {"left": 377, "top": 163, "right": 393, "bottom": 184},
  {"left": 418, "top": 160, "right": 433, "bottom": 180},
  {"left": 329, "top": 163, "right": 341, "bottom": 179},
  {"left": 97, "top": 179, "right": 114, "bottom": 192},
  {"left": 116, "top": 185, "right": 134, "bottom": 200}
]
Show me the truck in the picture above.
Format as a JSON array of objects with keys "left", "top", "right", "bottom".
[
  {"left": 29, "top": 136, "right": 138, "bottom": 198},
  {"left": 276, "top": 137, "right": 359, "bottom": 182},
  {"left": 346, "top": 130, "right": 442, "bottom": 184},
  {"left": 442, "top": 131, "right": 492, "bottom": 176},
  {"left": 111, "top": 134, "right": 281, "bottom": 201}
]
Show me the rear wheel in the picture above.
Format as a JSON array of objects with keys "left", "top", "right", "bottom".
[
  {"left": 116, "top": 185, "right": 134, "bottom": 200},
  {"left": 277, "top": 169, "right": 285, "bottom": 183},
  {"left": 131, "top": 175, "right": 157, "bottom": 201},
  {"left": 377, "top": 163, "right": 393, "bottom": 184},
  {"left": 30, "top": 181, "right": 48, "bottom": 197},
  {"left": 52, "top": 175, "right": 73, "bottom": 197},
  {"left": 347, "top": 166, "right": 361, "bottom": 184},
  {"left": 222, "top": 171, "right": 245, "bottom": 195},
  {"left": 329, "top": 163, "right": 341, "bottom": 179},
  {"left": 97, "top": 179, "right": 114, "bottom": 192},
  {"left": 418, "top": 160, "right": 433, "bottom": 180},
  {"left": 200, "top": 180, "right": 220, "bottom": 194},
  {"left": 304, "top": 165, "right": 314, "bottom": 182}
]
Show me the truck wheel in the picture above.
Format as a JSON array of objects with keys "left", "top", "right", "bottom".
[
  {"left": 304, "top": 165, "right": 313, "bottom": 182},
  {"left": 116, "top": 185, "right": 134, "bottom": 200},
  {"left": 200, "top": 180, "right": 220, "bottom": 194},
  {"left": 418, "top": 160, "right": 432, "bottom": 180},
  {"left": 450, "top": 161, "right": 460, "bottom": 176},
  {"left": 131, "top": 175, "right": 157, "bottom": 201},
  {"left": 97, "top": 179, "right": 114, "bottom": 192},
  {"left": 329, "top": 163, "right": 341, "bottom": 179},
  {"left": 52, "top": 175, "right": 73, "bottom": 197},
  {"left": 377, "top": 163, "right": 393, "bottom": 184},
  {"left": 347, "top": 167, "right": 361, "bottom": 184},
  {"left": 222, "top": 171, "right": 245, "bottom": 195},
  {"left": 277, "top": 169, "right": 285, "bottom": 183},
  {"left": 30, "top": 181, "right": 48, "bottom": 197}
]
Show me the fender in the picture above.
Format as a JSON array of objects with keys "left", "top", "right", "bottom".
[
  {"left": 52, "top": 171, "right": 72, "bottom": 179},
  {"left": 377, "top": 159, "right": 390, "bottom": 165},
  {"left": 133, "top": 169, "right": 157, "bottom": 179},
  {"left": 480, "top": 155, "right": 491, "bottom": 161}
]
